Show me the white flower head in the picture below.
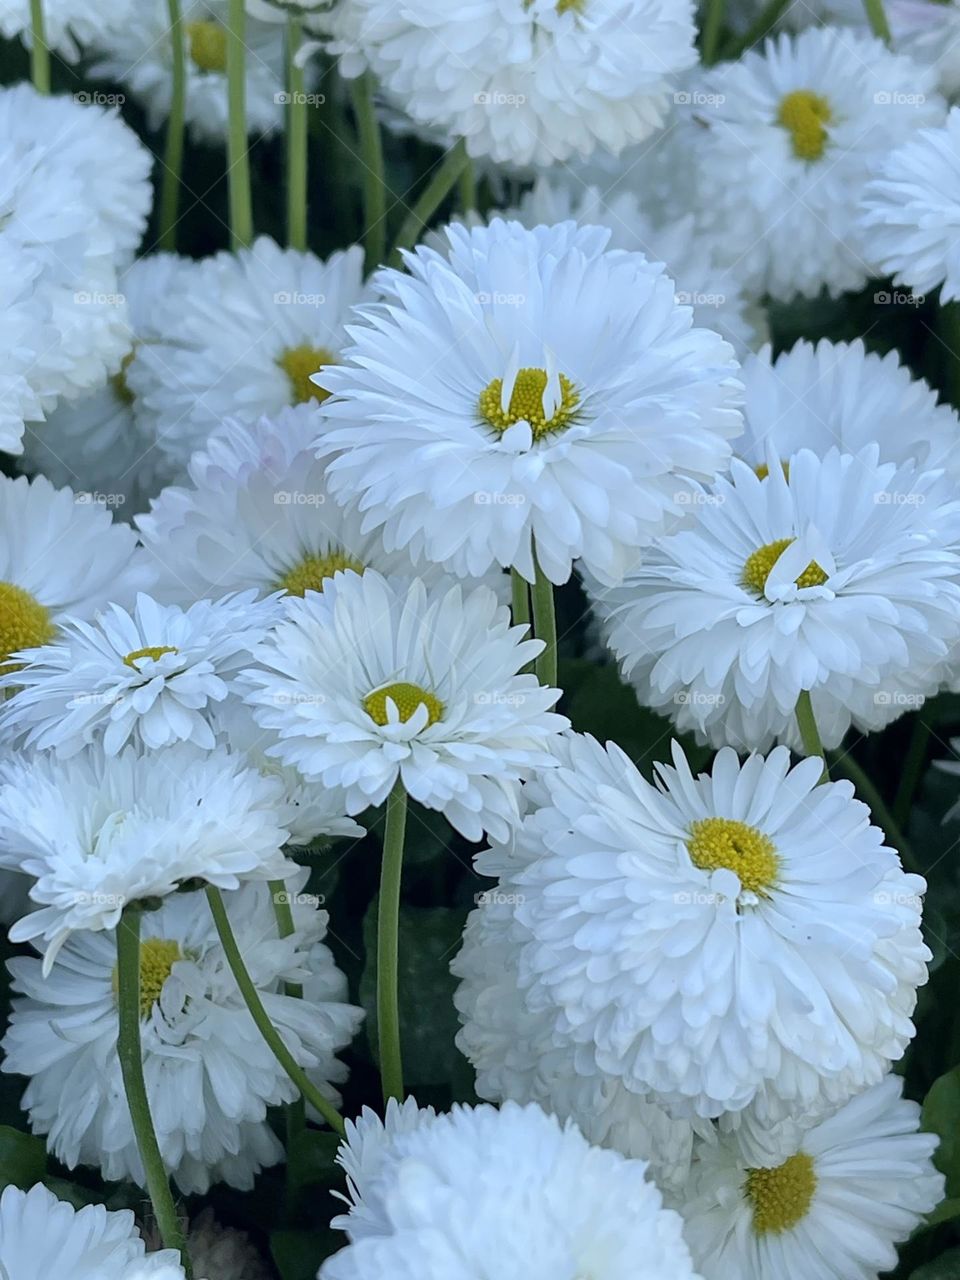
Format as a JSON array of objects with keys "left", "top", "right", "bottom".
[
  {"left": 0, "top": 590, "right": 282, "bottom": 757},
  {"left": 861, "top": 105, "right": 960, "bottom": 302},
  {"left": 322, "top": 1099, "right": 699, "bottom": 1280},
  {"left": 683, "top": 1076, "right": 943, "bottom": 1280},
  {"left": 318, "top": 218, "right": 742, "bottom": 586},
  {"left": 0, "top": 743, "right": 296, "bottom": 969},
  {"left": 687, "top": 28, "right": 945, "bottom": 300},
  {"left": 591, "top": 447, "right": 960, "bottom": 752},
  {"left": 243, "top": 569, "right": 567, "bottom": 841},
  {"left": 2, "top": 875, "right": 363, "bottom": 1192}
]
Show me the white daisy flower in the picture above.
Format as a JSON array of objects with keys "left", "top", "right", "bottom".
[
  {"left": 243, "top": 569, "right": 567, "bottom": 841},
  {"left": 686, "top": 29, "right": 944, "bottom": 300},
  {"left": 472, "top": 732, "right": 929, "bottom": 1125},
  {"left": 327, "top": 0, "right": 697, "bottom": 167},
  {"left": 0, "top": 590, "right": 281, "bottom": 757},
  {"left": 318, "top": 219, "right": 742, "bottom": 586},
  {"left": 683, "top": 1075, "right": 943, "bottom": 1280},
  {"left": 861, "top": 107, "right": 960, "bottom": 303},
  {"left": 136, "top": 406, "right": 477, "bottom": 606},
  {"left": 0, "top": 242, "right": 57, "bottom": 455},
  {"left": 0, "top": 742, "right": 296, "bottom": 969},
  {"left": 0, "top": 1183, "right": 183, "bottom": 1279},
  {"left": 90, "top": 0, "right": 287, "bottom": 144},
  {"left": 0, "top": 0, "right": 135, "bottom": 58},
  {"left": 2, "top": 875, "right": 363, "bottom": 1192},
  {"left": 0, "top": 473, "right": 147, "bottom": 671},
  {"left": 591, "top": 447, "right": 960, "bottom": 752},
  {"left": 323, "top": 1098, "right": 699, "bottom": 1280},
  {"left": 733, "top": 339, "right": 960, "bottom": 479},
  {"left": 129, "top": 238, "right": 369, "bottom": 472}
]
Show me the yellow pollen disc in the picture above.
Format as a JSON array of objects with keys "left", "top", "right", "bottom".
[
  {"left": 185, "top": 20, "right": 228, "bottom": 73},
  {"left": 777, "top": 90, "right": 832, "bottom": 161},
  {"left": 112, "top": 937, "right": 182, "bottom": 1018},
  {"left": 363, "top": 681, "right": 444, "bottom": 728},
  {"left": 745, "top": 1152, "right": 817, "bottom": 1235},
  {"left": 754, "top": 460, "right": 790, "bottom": 482},
  {"left": 276, "top": 550, "right": 365, "bottom": 597},
  {"left": 277, "top": 344, "right": 338, "bottom": 405},
  {"left": 556, "top": 0, "right": 585, "bottom": 11},
  {"left": 111, "top": 349, "right": 136, "bottom": 407},
  {"left": 478, "top": 368, "right": 581, "bottom": 442},
  {"left": 123, "top": 645, "right": 178, "bottom": 669},
  {"left": 0, "top": 581, "right": 55, "bottom": 670},
  {"left": 741, "top": 537, "right": 828, "bottom": 596},
  {"left": 687, "top": 817, "right": 779, "bottom": 895}
]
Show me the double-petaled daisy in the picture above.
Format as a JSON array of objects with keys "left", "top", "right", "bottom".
[
  {"left": 683, "top": 1075, "right": 943, "bottom": 1280},
  {"left": 318, "top": 219, "right": 742, "bottom": 586},
  {"left": 686, "top": 28, "right": 944, "bottom": 300},
  {"left": 464, "top": 733, "right": 928, "bottom": 1126},
  {"left": 591, "top": 447, "right": 960, "bottom": 752},
  {"left": 0, "top": 1182, "right": 183, "bottom": 1279},
  {"left": 0, "top": 590, "right": 281, "bottom": 757},
  {"left": 323, "top": 1099, "right": 699, "bottom": 1280},
  {"left": 0, "top": 474, "right": 146, "bottom": 671},
  {"left": 129, "top": 238, "right": 368, "bottom": 472},
  {"left": 0, "top": 743, "right": 295, "bottom": 969},
  {"left": 90, "top": 0, "right": 287, "bottom": 143},
  {"left": 327, "top": 0, "right": 697, "bottom": 167},
  {"left": 861, "top": 106, "right": 960, "bottom": 303},
  {"left": 243, "top": 569, "right": 566, "bottom": 841},
  {"left": 0, "top": 0, "right": 134, "bottom": 58},
  {"left": 0, "top": 242, "right": 56, "bottom": 456},
  {"left": 2, "top": 875, "right": 362, "bottom": 1192},
  {"left": 733, "top": 339, "right": 960, "bottom": 479}
]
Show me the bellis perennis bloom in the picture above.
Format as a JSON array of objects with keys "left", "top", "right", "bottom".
[
  {"left": 318, "top": 219, "right": 741, "bottom": 586},
  {"left": 243, "top": 569, "right": 567, "bottom": 841}
]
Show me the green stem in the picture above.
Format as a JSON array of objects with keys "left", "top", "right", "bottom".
[
  {"left": 29, "top": 0, "right": 50, "bottom": 93},
  {"left": 226, "top": 0, "right": 254, "bottom": 249},
  {"left": 377, "top": 779, "right": 407, "bottom": 1104},
  {"left": 285, "top": 17, "right": 308, "bottom": 252},
  {"left": 829, "top": 751, "right": 919, "bottom": 873},
  {"left": 158, "top": 0, "right": 186, "bottom": 252},
  {"left": 721, "top": 0, "right": 792, "bottom": 56},
  {"left": 862, "top": 0, "right": 892, "bottom": 42},
  {"left": 458, "top": 158, "right": 477, "bottom": 214},
  {"left": 893, "top": 715, "right": 931, "bottom": 831},
  {"left": 206, "top": 886, "right": 345, "bottom": 1135},
  {"left": 268, "top": 878, "right": 306, "bottom": 1178},
  {"left": 531, "top": 546, "right": 558, "bottom": 689},
  {"left": 388, "top": 138, "right": 470, "bottom": 269},
  {"left": 351, "top": 72, "right": 387, "bottom": 274},
  {"left": 511, "top": 567, "right": 530, "bottom": 629},
  {"left": 795, "top": 690, "right": 829, "bottom": 782},
  {"left": 116, "top": 907, "right": 192, "bottom": 1276},
  {"left": 702, "top": 0, "right": 726, "bottom": 63}
]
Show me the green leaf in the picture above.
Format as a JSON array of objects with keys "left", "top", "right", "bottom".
[
  {"left": 923, "top": 1068, "right": 960, "bottom": 1197},
  {"left": 0, "top": 1126, "right": 45, "bottom": 1190},
  {"left": 924, "top": 1198, "right": 960, "bottom": 1229},
  {"left": 271, "top": 1228, "right": 343, "bottom": 1280},
  {"left": 287, "top": 1128, "right": 342, "bottom": 1192},
  {"left": 910, "top": 1247, "right": 960, "bottom": 1280}
]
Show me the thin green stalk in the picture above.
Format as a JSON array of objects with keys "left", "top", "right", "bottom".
[
  {"left": 388, "top": 138, "right": 470, "bottom": 268},
  {"left": 722, "top": 0, "right": 792, "bottom": 56},
  {"left": 116, "top": 907, "right": 192, "bottom": 1276},
  {"left": 458, "top": 157, "right": 477, "bottom": 214},
  {"left": 702, "top": 0, "right": 726, "bottom": 63},
  {"left": 531, "top": 546, "right": 558, "bottom": 689},
  {"left": 893, "top": 715, "right": 931, "bottom": 830},
  {"left": 286, "top": 16, "right": 308, "bottom": 251},
  {"left": 830, "top": 751, "right": 919, "bottom": 873},
  {"left": 862, "top": 0, "right": 892, "bottom": 42},
  {"left": 351, "top": 72, "right": 387, "bottom": 274},
  {"left": 268, "top": 878, "right": 306, "bottom": 1177},
  {"left": 158, "top": 0, "right": 186, "bottom": 251},
  {"left": 511, "top": 567, "right": 530, "bottom": 629},
  {"left": 226, "top": 0, "right": 254, "bottom": 249},
  {"left": 29, "top": 0, "right": 50, "bottom": 93},
  {"left": 377, "top": 779, "right": 408, "bottom": 1104},
  {"left": 206, "top": 886, "right": 345, "bottom": 1136},
  {"left": 795, "top": 690, "right": 829, "bottom": 782}
]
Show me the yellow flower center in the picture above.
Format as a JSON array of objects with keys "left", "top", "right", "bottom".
[
  {"left": 478, "top": 368, "right": 581, "bottom": 442},
  {"left": 687, "top": 817, "right": 779, "bottom": 895},
  {"left": 556, "top": 0, "right": 585, "bottom": 11},
  {"left": 277, "top": 344, "right": 337, "bottom": 406},
  {"left": 185, "top": 20, "right": 227, "bottom": 73},
  {"left": 363, "top": 681, "right": 444, "bottom": 728},
  {"left": 111, "top": 349, "right": 136, "bottom": 407},
  {"left": 745, "top": 1152, "right": 817, "bottom": 1235},
  {"left": 754, "top": 460, "right": 790, "bottom": 482},
  {"left": 777, "top": 90, "right": 832, "bottom": 161},
  {"left": 123, "top": 645, "right": 178, "bottom": 669},
  {"left": 741, "top": 538, "right": 828, "bottom": 596},
  {"left": 112, "top": 937, "right": 183, "bottom": 1018},
  {"left": 276, "top": 550, "right": 365, "bottom": 597},
  {"left": 0, "top": 581, "right": 55, "bottom": 670}
]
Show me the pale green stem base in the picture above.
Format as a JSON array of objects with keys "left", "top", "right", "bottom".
[
  {"left": 531, "top": 548, "right": 558, "bottom": 689},
  {"left": 388, "top": 138, "right": 470, "bottom": 268},
  {"left": 29, "top": 0, "right": 50, "bottom": 93},
  {"left": 226, "top": 0, "right": 254, "bottom": 248},
  {"left": 378, "top": 780, "right": 408, "bottom": 1104},
  {"left": 795, "top": 690, "right": 829, "bottom": 782},
  {"left": 351, "top": 73, "right": 387, "bottom": 274},
  {"left": 158, "top": 0, "right": 186, "bottom": 251},
  {"left": 286, "top": 17, "right": 308, "bottom": 252}
]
